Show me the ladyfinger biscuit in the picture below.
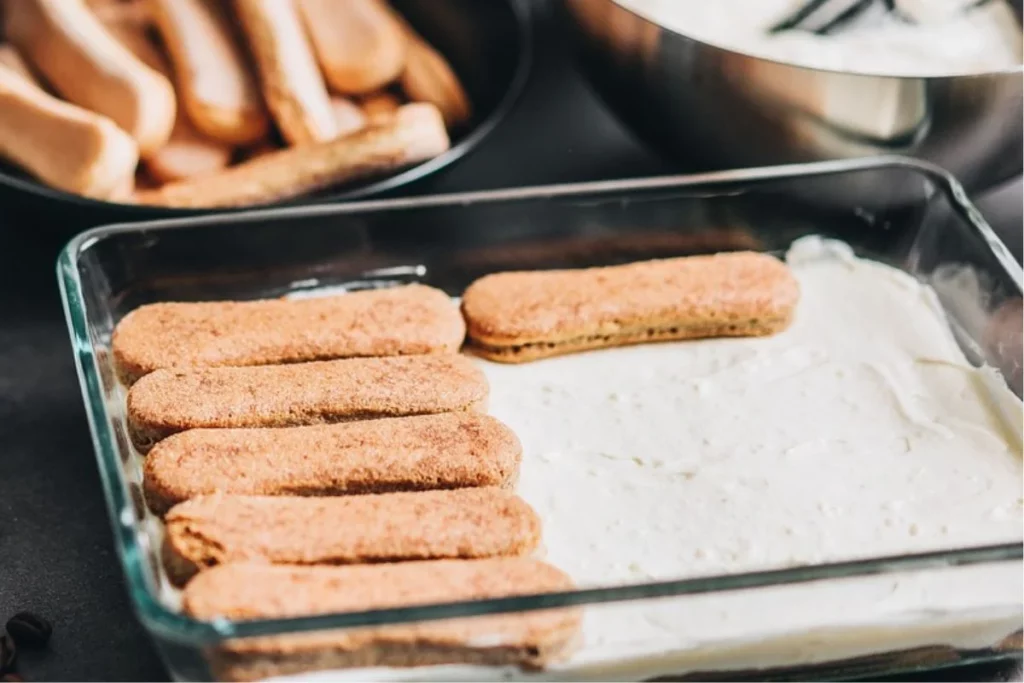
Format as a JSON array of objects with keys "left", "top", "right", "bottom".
[
  {"left": 462, "top": 251, "right": 800, "bottom": 363},
  {"left": 143, "top": 412, "right": 519, "bottom": 515},
  {"left": 297, "top": 0, "right": 406, "bottom": 95},
  {"left": 232, "top": 0, "right": 336, "bottom": 146},
  {"left": 127, "top": 354, "right": 489, "bottom": 451},
  {"left": 135, "top": 102, "right": 449, "bottom": 207},
  {"left": 382, "top": 1, "right": 472, "bottom": 128},
  {"left": 112, "top": 284, "right": 464, "bottom": 384},
  {"left": 5, "top": 0, "right": 176, "bottom": 155},
  {"left": 149, "top": 0, "right": 268, "bottom": 145},
  {"left": 0, "top": 63, "right": 139, "bottom": 198},
  {"left": 162, "top": 488, "right": 540, "bottom": 584},
  {"left": 399, "top": 38, "right": 472, "bottom": 130},
  {"left": 182, "top": 558, "right": 581, "bottom": 681},
  {"left": 103, "top": 16, "right": 233, "bottom": 183}
]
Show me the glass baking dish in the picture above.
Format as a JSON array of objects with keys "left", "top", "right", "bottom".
[{"left": 57, "top": 157, "right": 1023, "bottom": 682}]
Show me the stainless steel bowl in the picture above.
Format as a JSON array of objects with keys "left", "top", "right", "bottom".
[{"left": 561, "top": 0, "right": 1023, "bottom": 194}]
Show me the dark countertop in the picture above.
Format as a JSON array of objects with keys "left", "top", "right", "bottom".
[{"left": 0, "top": 5, "right": 1020, "bottom": 682}]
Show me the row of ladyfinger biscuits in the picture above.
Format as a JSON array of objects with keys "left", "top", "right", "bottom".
[
  {"left": 116, "top": 286, "right": 561, "bottom": 678},
  {"left": 115, "top": 251, "right": 800, "bottom": 384},
  {"left": 147, "top": 365, "right": 574, "bottom": 678},
  {"left": 117, "top": 252, "right": 798, "bottom": 680},
  {"left": 0, "top": 0, "right": 464, "bottom": 206}
]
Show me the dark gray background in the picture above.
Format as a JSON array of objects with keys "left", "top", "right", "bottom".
[{"left": 0, "top": 4, "right": 1020, "bottom": 681}]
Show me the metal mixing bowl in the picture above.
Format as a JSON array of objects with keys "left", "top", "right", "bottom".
[{"left": 561, "top": 0, "right": 1023, "bottom": 194}]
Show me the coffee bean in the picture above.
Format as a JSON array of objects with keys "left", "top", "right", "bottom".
[
  {"left": 5, "top": 613, "right": 51, "bottom": 650},
  {"left": 0, "top": 634, "right": 15, "bottom": 674}
]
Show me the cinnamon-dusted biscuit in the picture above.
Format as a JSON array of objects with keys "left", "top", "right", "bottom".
[
  {"left": 182, "top": 558, "right": 581, "bottom": 681},
  {"left": 127, "top": 354, "right": 488, "bottom": 451},
  {"left": 143, "top": 412, "right": 519, "bottom": 514},
  {"left": 112, "top": 284, "right": 464, "bottom": 384},
  {"left": 162, "top": 488, "right": 540, "bottom": 584},
  {"left": 462, "top": 251, "right": 800, "bottom": 363}
]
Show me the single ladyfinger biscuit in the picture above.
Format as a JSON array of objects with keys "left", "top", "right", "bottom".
[
  {"left": 5, "top": 0, "right": 176, "bottom": 155},
  {"left": 102, "top": 15, "right": 233, "bottom": 183},
  {"left": 162, "top": 488, "right": 540, "bottom": 584},
  {"left": 296, "top": 0, "right": 406, "bottom": 95},
  {"left": 149, "top": 0, "right": 269, "bottom": 145},
  {"left": 182, "top": 558, "right": 581, "bottom": 681},
  {"left": 134, "top": 102, "right": 449, "bottom": 207},
  {"left": 111, "top": 284, "right": 464, "bottom": 385},
  {"left": 127, "top": 354, "right": 489, "bottom": 451},
  {"left": 380, "top": 0, "right": 472, "bottom": 129},
  {"left": 0, "top": 63, "right": 139, "bottom": 199},
  {"left": 462, "top": 251, "right": 800, "bottom": 363},
  {"left": 232, "top": 0, "right": 336, "bottom": 146},
  {"left": 143, "top": 412, "right": 519, "bottom": 515}
]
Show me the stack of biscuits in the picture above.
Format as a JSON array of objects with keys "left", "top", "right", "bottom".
[
  {"left": 0, "top": 0, "right": 466, "bottom": 207},
  {"left": 113, "top": 284, "right": 581, "bottom": 681}
]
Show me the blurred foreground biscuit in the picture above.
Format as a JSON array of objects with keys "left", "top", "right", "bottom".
[
  {"left": 112, "top": 284, "right": 465, "bottom": 384},
  {"left": 182, "top": 558, "right": 581, "bottom": 681},
  {"left": 462, "top": 251, "right": 800, "bottom": 362},
  {"left": 143, "top": 412, "right": 519, "bottom": 514},
  {"left": 128, "top": 354, "right": 488, "bottom": 451},
  {"left": 162, "top": 488, "right": 540, "bottom": 584}
]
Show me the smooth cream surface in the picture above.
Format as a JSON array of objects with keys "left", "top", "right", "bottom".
[{"left": 270, "top": 237, "right": 1024, "bottom": 681}]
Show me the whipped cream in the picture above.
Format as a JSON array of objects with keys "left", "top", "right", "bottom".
[
  {"left": 616, "top": 0, "right": 1023, "bottom": 76},
  {"left": 272, "top": 237, "right": 1022, "bottom": 681}
]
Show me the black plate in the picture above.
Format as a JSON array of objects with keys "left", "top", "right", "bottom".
[{"left": 0, "top": 0, "right": 532, "bottom": 227}]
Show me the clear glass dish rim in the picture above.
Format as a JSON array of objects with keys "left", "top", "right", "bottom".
[{"left": 56, "top": 155, "right": 1024, "bottom": 646}]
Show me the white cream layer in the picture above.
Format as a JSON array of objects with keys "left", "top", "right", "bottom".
[{"left": 270, "top": 237, "right": 1023, "bottom": 681}]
